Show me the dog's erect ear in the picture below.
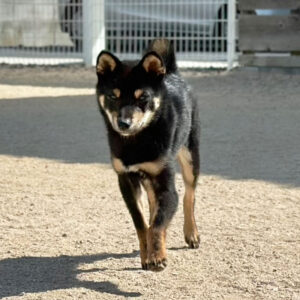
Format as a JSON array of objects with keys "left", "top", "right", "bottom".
[
  {"left": 140, "top": 52, "right": 166, "bottom": 76},
  {"left": 96, "top": 51, "right": 120, "bottom": 75}
]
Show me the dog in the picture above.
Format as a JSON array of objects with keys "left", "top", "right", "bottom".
[{"left": 96, "top": 39, "right": 200, "bottom": 271}]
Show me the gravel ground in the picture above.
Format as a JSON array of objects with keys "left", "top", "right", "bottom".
[{"left": 0, "top": 66, "right": 299, "bottom": 300}]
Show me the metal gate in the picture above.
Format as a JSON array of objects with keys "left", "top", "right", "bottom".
[
  {"left": 0, "top": 0, "right": 236, "bottom": 68},
  {"left": 0, "top": 0, "right": 84, "bottom": 65}
]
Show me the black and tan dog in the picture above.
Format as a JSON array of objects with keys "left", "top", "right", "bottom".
[{"left": 96, "top": 39, "right": 200, "bottom": 271}]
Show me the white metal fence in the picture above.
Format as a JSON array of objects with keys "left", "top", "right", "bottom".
[{"left": 0, "top": 0, "right": 236, "bottom": 68}]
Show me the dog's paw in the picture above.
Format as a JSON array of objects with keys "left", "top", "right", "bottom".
[
  {"left": 145, "top": 257, "right": 167, "bottom": 272},
  {"left": 142, "top": 262, "right": 149, "bottom": 270},
  {"left": 145, "top": 227, "right": 167, "bottom": 271},
  {"left": 185, "top": 233, "right": 200, "bottom": 249}
]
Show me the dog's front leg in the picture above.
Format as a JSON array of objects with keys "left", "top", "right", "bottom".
[
  {"left": 118, "top": 173, "right": 148, "bottom": 269},
  {"left": 142, "top": 166, "right": 179, "bottom": 271}
]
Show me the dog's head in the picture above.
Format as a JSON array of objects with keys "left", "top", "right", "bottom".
[{"left": 96, "top": 50, "right": 166, "bottom": 137}]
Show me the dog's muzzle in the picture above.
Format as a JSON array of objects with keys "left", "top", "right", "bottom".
[{"left": 117, "top": 117, "right": 132, "bottom": 131}]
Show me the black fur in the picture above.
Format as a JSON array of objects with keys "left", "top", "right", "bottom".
[{"left": 96, "top": 39, "right": 200, "bottom": 271}]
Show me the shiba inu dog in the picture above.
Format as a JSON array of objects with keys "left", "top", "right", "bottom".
[{"left": 96, "top": 39, "right": 200, "bottom": 271}]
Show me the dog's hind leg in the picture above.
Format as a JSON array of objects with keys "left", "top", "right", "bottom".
[
  {"left": 118, "top": 173, "right": 148, "bottom": 269},
  {"left": 177, "top": 137, "right": 200, "bottom": 249}
]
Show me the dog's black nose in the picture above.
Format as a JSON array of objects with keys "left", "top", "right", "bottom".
[{"left": 117, "top": 118, "right": 131, "bottom": 130}]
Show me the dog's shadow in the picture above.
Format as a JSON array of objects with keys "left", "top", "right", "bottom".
[{"left": 0, "top": 252, "right": 142, "bottom": 298}]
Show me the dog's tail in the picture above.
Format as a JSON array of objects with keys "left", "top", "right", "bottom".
[{"left": 146, "top": 39, "right": 177, "bottom": 74}]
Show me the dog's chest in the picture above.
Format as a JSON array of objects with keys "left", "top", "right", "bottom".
[{"left": 112, "top": 157, "right": 164, "bottom": 177}]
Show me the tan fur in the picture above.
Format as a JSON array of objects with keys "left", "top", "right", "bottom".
[
  {"left": 111, "top": 157, "right": 125, "bottom": 174},
  {"left": 111, "top": 155, "right": 169, "bottom": 268},
  {"left": 147, "top": 227, "right": 167, "bottom": 268},
  {"left": 97, "top": 53, "right": 117, "bottom": 74},
  {"left": 142, "top": 55, "right": 166, "bottom": 75},
  {"left": 183, "top": 186, "right": 198, "bottom": 240},
  {"left": 113, "top": 88, "right": 121, "bottom": 98},
  {"left": 132, "top": 97, "right": 161, "bottom": 131},
  {"left": 106, "top": 111, "right": 118, "bottom": 129},
  {"left": 101, "top": 92, "right": 161, "bottom": 136},
  {"left": 132, "top": 110, "right": 145, "bottom": 124},
  {"left": 98, "top": 96, "right": 119, "bottom": 132},
  {"left": 177, "top": 147, "right": 194, "bottom": 186},
  {"left": 129, "top": 180, "right": 148, "bottom": 267},
  {"left": 131, "top": 160, "right": 165, "bottom": 176},
  {"left": 112, "top": 157, "right": 165, "bottom": 176},
  {"left": 153, "top": 96, "right": 161, "bottom": 110},
  {"left": 98, "top": 95, "right": 105, "bottom": 108},
  {"left": 137, "top": 228, "right": 148, "bottom": 267},
  {"left": 177, "top": 147, "right": 199, "bottom": 247},
  {"left": 134, "top": 89, "right": 144, "bottom": 99},
  {"left": 142, "top": 178, "right": 158, "bottom": 224}
]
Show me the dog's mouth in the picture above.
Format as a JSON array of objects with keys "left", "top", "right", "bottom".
[
  {"left": 112, "top": 120, "right": 143, "bottom": 137},
  {"left": 116, "top": 127, "right": 136, "bottom": 137}
]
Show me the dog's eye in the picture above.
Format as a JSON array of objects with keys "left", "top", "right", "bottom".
[
  {"left": 108, "top": 94, "right": 118, "bottom": 101},
  {"left": 137, "top": 94, "right": 150, "bottom": 110},
  {"left": 139, "top": 93, "right": 149, "bottom": 102}
]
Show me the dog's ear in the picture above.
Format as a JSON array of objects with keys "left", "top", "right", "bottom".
[
  {"left": 96, "top": 51, "right": 120, "bottom": 75},
  {"left": 140, "top": 52, "right": 166, "bottom": 76}
]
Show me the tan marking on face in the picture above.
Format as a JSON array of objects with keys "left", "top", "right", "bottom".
[
  {"left": 97, "top": 53, "right": 117, "bottom": 74},
  {"left": 140, "top": 110, "right": 154, "bottom": 128},
  {"left": 115, "top": 96, "right": 161, "bottom": 136},
  {"left": 142, "top": 54, "right": 166, "bottom": 75},
  {"left": 132, "top": 110, "right": 145, "bottom": 124},
  {"left": 177, "top": 146, "right": 194, "bottom": 186},
  {"left": 98, "top": 95, "right": 105, "bottom": 107},
  {"left": 153, "top": 97, "right": 161, "bottom": 110},
  {"left": 134, "top": 89, "right": 144, "bottom": 99},
  {"left": 113, "top": 88, "right": 121, "bottom": 98},
  {"left": 131, "top": 97, "right": 161, "bottom": 131},
  {"left": 99, "top": 98, "right": 118, "bottom": 131},
  {"left": 132, "top": 110, "right": 148, "bottom": 131},
  {"left": 106, "top": 111, "right": 118, "bottom": 130}
]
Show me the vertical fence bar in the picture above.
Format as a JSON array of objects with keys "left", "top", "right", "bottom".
[
  {"left": 83, "top": 0, "right": 105, "bottom": 66},
  {"left": 83, "top": 0, "right": 91, "bottom": 65},
  {"left": 227, "top": 0, "right": 236, "bottom": 70}
]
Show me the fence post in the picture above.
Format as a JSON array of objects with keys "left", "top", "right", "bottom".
[
  {"left": 227, "top": 0, "right": 236, "bottom": 70},
  {"left": 83, "top": 0, "right": 106, "bottom": 66}
]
